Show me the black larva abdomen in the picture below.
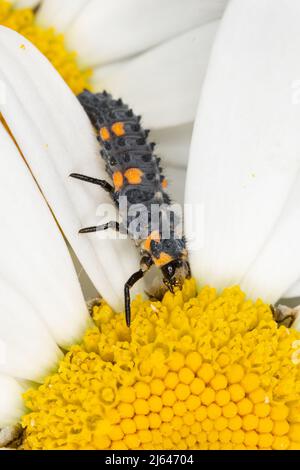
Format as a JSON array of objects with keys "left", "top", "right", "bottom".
[{"left": 78, "top": 90, "right": 169, "bottom": 215}]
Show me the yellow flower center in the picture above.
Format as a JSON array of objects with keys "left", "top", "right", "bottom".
[
  {"left": 0, "top": 0, "right": 91, "bottom": 94},
  {"left": 21, "top": 279, "right": 300, "bottom": 450}
]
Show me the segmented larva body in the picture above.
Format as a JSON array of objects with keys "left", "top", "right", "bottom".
[
  {"left": 73, "top": 90, "right": 190, "bottom": 325},
  {"left": 78, "top": 90, "right": 187, "bottom": 267},
  {"left": 80, "top": 91, "right": 168, "bottom": 204}
]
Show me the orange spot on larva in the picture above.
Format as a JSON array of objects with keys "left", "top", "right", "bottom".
[
  {"left": 100, "top": 127, "right": 111, "bottom": 141},
  {"left": 154, "top": 252, "right": 173, "bottom": 267},
  {"left": 111, "top": 122, "right": 125, "bottom": 137},
  {"left": 162, "top": 179, "right": 168, "bottom": 189},
  {"left": 113, "top": 171, "right": 124, "bottom": 191},
  {"left": 124, "top": 168, "right": 143, "bottom": 185},
  {"left": 144, "top": 231, "right": 160, "bottom": 251}
]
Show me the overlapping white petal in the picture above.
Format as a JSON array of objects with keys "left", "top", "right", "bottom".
[
  {"left": 13, "top": 0, "right": 40, "bottom": 8},
  {"left": 185, "top": 0, "right": 300, "bottom": 295},
  {"left": 148, "top": 124, "right": 191, "bottom": 204},
  {"left": 37, "top": 0, "right": 90, "bottom": 31},
  {"left": 0, "top": 121, "right": 89, "bottom": 348},
  {"left": 284, "top": 280, "right": 300, "bottom": 299},
  {"left": 59, "top": 0, "right": 227, "bottom": 67},
  {"left": 92, "top": 24, "right": 218, "bottom": 129},
  {"left": 151, "top": 124, "right": 193, "bottom": 168},
  {"left": 241, "top": 183, "right": 300, "bottom": 303},
  {"left": 0, "top": 26, "right": 142, "bottom": 312},
  {"left": 164, "top": 166, "right": 186, "bottom": 207},
  {"left": 0, "top": 376, "right": 25, "bottom": 427},
  {"left": 0, "top": 277, "right": 62, "bottom": 381}
]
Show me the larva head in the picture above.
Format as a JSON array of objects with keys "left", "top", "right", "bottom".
[
  {"left": 161, "top": 258, "right": 191, "bottom": 293},
  {"left": 150, "top": 237, "right": 190, "bottom": 292}
]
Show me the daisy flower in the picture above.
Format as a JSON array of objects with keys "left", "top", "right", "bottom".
[{"left": 0, "top": 0, "right": 300, "bottom": 451}]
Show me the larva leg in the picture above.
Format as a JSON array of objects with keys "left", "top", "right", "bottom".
[
  {"left": 124, "top": 270, "right": 145, "bottom": 327},
  {"left": 124, "top": 255, "right": 153, "bottom": 327},
  {"left": 79, "top": 221, "right": 123, "bottom": 234},
  {"left": 70, "top": 173, "right": 113, "bottom": 194}
]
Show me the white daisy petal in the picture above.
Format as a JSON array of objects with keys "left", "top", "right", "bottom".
[
  {"left": 64, "top": 0, "right": 226, "bottom": 67},
  {"left": 0, "top": 376, "right": 25, "bottom": 427},
  {"left": 92, "top": 24, "right": 219, "bottom": 129},
  {"left": 0, "top": 121, "right": 89, "bottom": 348},
  {"left": 185, "top": 0, "right": 300, "bottom": 291},
  {"left": 0, "top": 278, "right": 62, "bottom": 382},
  {"left": 164, "top": 166, "right": 187, "bottom": 207},
  {"left": 241, "top": 183, "right": 300, "bottom": 303},
  {"left": 0, "top": 27, "right": 141, "bottom": 312},
  {"left": 151, "top": 123, "right": 193, "bottom": 168},
  {"left": 13, "top": 0, "right": 40, "bottom": 8},
  {"left": 284, "top": 280, "right": 300, "bottom": 299},
  {"left": 37, "top": 0, "right": 91, "bottom": 31}
]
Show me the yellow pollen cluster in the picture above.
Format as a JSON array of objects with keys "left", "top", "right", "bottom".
[
  {"left": 0, "top": 0, "right": 91, "bottom": 94},
  {"left": 22, "top": 279, "right": 300, "bottom": 450}
]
